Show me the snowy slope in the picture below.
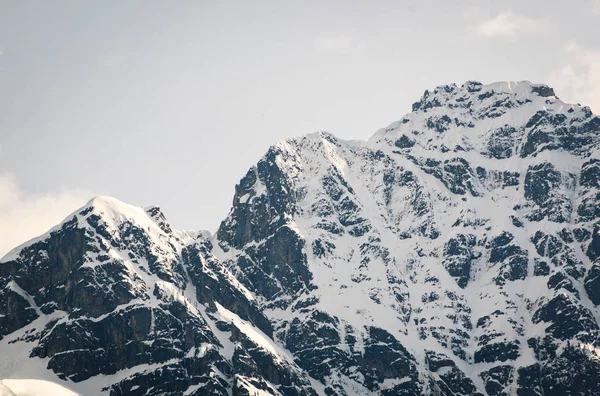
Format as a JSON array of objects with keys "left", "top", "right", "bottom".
[
  {"left": 1, "top": 81, "right": 600, "bottom": 396},
  {"left": 0, "top": 379, "right": 79, "bottom": 396}
]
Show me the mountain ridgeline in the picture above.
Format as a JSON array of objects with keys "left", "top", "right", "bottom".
[{"left": 1, "top": 81, "right": 600, "bottom": 395}]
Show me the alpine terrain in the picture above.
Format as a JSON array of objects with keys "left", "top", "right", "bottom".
[{"left": 1, "top": 81, "right": 600, "bottom": 396}]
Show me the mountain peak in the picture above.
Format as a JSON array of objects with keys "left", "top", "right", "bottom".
[
  {"left": 0, "top": 196, "right": 170, "bottom": 263},
  {"left": 81, "top": 195, "right": 168, "bottom": 232},
  {"left": 369, "top": 80, "right": 598, "bottom": 159},
  {"left": 410, "top": 80, "right": 558, "bottom": 113},
  {"left": 84, "top": 195, "right": 145, "bottom": 218}
]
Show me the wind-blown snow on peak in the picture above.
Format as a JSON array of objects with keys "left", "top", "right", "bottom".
[{"left": 84, "top": 195, "right": 176, "bottom": 237}]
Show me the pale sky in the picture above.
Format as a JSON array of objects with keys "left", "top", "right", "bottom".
[{"left": 1, "top": 0, "right": 599, "bottom": 256}]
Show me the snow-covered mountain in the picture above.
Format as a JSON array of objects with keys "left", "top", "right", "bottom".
[{"left": 1, "top": 81, "right": 599, "bottom": 395}]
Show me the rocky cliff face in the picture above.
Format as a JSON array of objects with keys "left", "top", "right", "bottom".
[{"left": 1, "top": 81, "right": 599, "bottom": 395}]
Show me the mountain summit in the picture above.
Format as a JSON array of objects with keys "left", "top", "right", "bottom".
[{"left": 1, "top": 81, "right": 600, "bottom": 395}]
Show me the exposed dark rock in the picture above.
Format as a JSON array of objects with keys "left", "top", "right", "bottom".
[
  {"left": 532, "top": 294, "right": 598, "bottom": 341},
  {"left": 541, "top": 346, "right": 600, "bottom": 396},
  {"left": 531, "top": 85, "right": 555, "bottom": 98},
  {"left": 586, "top": 223, "right": 600, "bottom": 262},
  {"left": 584, "top": 264, "right": 600, "bottom": 305},
  {"left": 394, "top": 134, "right": 415, "bottom": 148},
  {"left": 487, "top": 232, "right": 528, "bottom": 285},
  {"left": 516, "top": 364, "right": 542, "bottom": 396},
  {"left": 524, "top": 162, "right": 574, "bottom": 223},
  {"left": 487, "top": 126, "right": 520, "bottom": 159},
  {"left": 533, "top": 259, "right": 550, "bottom": 276},
  {"left": 475, "top": 341, "right": 520, "bottom": 363},
  {"left": 443, "top": 234, "right": 476, "bottom": 288},
  {"left": 480, "top": 365, "right": 514, "bottom": 396},
  {"left": 0, "top": 280, "right": 39, "bottom": 339}
]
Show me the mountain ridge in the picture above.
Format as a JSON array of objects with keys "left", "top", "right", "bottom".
[{"left": 1, "top": 80, "right": 600, "bottom": 395}]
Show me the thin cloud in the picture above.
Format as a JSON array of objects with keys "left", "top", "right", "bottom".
[
  {"left": 548, "top": 42, "right": 600, "bottom": 113},
  {"left": 471, "top": 11, "right": 549, "bottom": 39},
  {"left": 313, "top": 35, "right": 365, "bottom": 54},
  {"left": 0, "top": 171, "right": 92, "bottom": 259}
]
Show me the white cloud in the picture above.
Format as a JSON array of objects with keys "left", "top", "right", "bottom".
[
  {"left": 313, "top": 35, "right": 365, "bottom": 54},
  {"left": 0, "top": 171, "right": 92, "bottom": 258},
  {"left": 0, "top": 49, "right": 4, "bottom": 56},
  {"left": 594, "top": 0, "right": 600, "bottom": 14},
  {"left": 548, "top": 42, "right": 600, "bottom": 113},
  {"left": 471, "top": 11, "right": 549, "bottom": 39}
]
